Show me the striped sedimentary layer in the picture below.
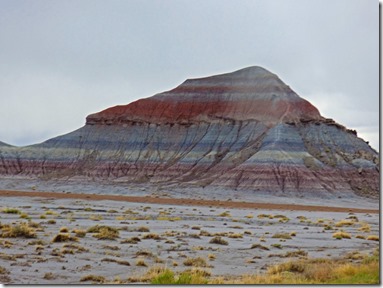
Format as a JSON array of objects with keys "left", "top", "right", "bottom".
[{"left": 0, "top": 67, "right": 379, "bottom": 198}]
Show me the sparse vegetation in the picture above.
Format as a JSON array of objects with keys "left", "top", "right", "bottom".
[
  {"left": 257, "top": 214, "right": 274, "bottom": 219},
  {"left": 80, "top": 274, "right": 106, "bottom": 283},
  {"left": 250, "top": 243, "right": 269, "bottom": 250},
  {"left": 284, "top": 250, "right": 308, "bottom": 258},
  {"left": 43, "top": 272, "right": 56, "bottom": 280},
  {"left": 355, "top": 235, "right": 366, "bottom": 240},
  {"left": 332, "top": 231, "right": 352, "bottom": 240},
  {"left": 52, "top": 233, "right": 78, "bottom": 243},
  {"left": 209, "top": 236, "right": 228, "bottom": 245},
  {"left": 87, "top": 225, "right": 119, "bottom": 240},
  {"left": 101, "top": 258, "right": 130, "bottom": 266},
  {"left": 2, "top": 208, "right": 21, "bottom": 214},
  {"left": 142, "top": 233, "right": 161, "bottom": 240},
  {"left": 121, "top": 236, "right": 141, "bottom": 244},
  {"left": 227, "top": 233, "right": 243, "bottom": 239},
  {"left": 72, "top": 229, "right": 86, "bottom": 238},
  {"left": 0, "top": 223, "right": 36, "bottom": 238},
  {"left": 59, "top": 227, "right": 69, "bottom": 233},
  {"left": 272, "top": 233, "right": 292, "bottom": 240},
  {"left": 19, "top": 213, "right": 30, "bottom": 219},
  {"left": 366, "top": 235, "right": 379, "bottom": 242},
  {"left": 358, "top": 223, "right": 371, "bottom": 233},
  {"left": 274, "top": 215, "right": 290, "bottom": 222},
  {"left": 271, "top": 243, "right": 282, "bottom": 249},
  {"left": 136, "top": 226, "right": 150, "bottom": 232},
  {"left": 136, "top": 258, "right": 148, "bottom": 267},
  {"left": 335, "top": 219, "right": 354, "bottom": 227},
  {"left": 183, "top": 257, "right": 209, "bottom": 267}
]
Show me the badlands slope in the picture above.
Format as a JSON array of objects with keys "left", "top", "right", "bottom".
[{"left": 0, "top": 66, "right": 378, "bottom": 201}]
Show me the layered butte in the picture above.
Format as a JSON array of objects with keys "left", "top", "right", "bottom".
[
  {"left": 0, "top": 66, "right": 379, "bottom": 198},
  {"left": 87, "top": 67, "right": 321, "bottom": 125}
]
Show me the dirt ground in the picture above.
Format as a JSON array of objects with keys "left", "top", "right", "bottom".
[
  {"left": 0, "top": 190, "right": 378, "bottom": 214},
  {"left": 0, "top": 190, "right": 379, "bottom": 284}
]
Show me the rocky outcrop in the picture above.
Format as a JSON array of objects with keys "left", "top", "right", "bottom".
[{"left": 0, "top": 66, "right": 379, "bottom": 198}]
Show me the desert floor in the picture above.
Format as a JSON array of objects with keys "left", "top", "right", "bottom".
[{"left": 0, "top": 188, "right": 379, "bottom": 284}]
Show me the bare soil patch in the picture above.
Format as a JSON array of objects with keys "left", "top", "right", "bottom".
[{"left": 0, "top": 190, "right": 378, "bottom": 214}]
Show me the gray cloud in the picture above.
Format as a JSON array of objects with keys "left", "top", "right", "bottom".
[{"left": 0, "top": 0, "right": 378, "bottom": 150}]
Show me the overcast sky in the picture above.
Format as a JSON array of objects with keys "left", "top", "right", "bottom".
[{"left": 0, "top": 0, "right": 379, "bottom": 151}]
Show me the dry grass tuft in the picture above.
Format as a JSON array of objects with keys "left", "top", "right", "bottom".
[
  {"left": 335, "top": 220, "right": 354, "bottom": 227},
  {"left": 2, "top": 208, "right": 21, "bottom": 214},
  {"left": 219, "top": 211, "right": 231, "bottom": 217},
  {"left": 366, "top": 235, "right": 379, "bottom": 242},
  {"left": 121, "top": 236, "right": 141, "bottom": 244},
  {"left": 88, "top": 225, "right": 119, "bottom": 240},
  {"left": 101, "top": 258, "right": 130, "bottom": 266},
  {"left": 52, "top": 233, "right": 78, "bottom": 243},
  {"left": 183, "top": 257, "right": 209, "bottom": 267},
  {"left": 227, "top": 233, "right": 243, "bottom": 239},
  {"left": 136, "top": 258, "right": 148, "bottom": 267},
  {"left": 209, "top": 236, "right": 228, "bottom": 245},
  {"left": 284, "top": 250, "right": 308, "bottom": 258},
  {"left": 136, "top": 226, "right": 150, "bottom": 232},
  {"left": 250, "top": 243, "right": 269, "bottom": 250},
  {"left": 257, "top": 214, "right": 274, "bottom": 219},
  {"left": 355, "top": 235, "right": 366, "bottom": 240},
  {"left": 358, "top": 223, "right": 371, "bottom": 233},
  {"left": 1, "top": 223, "right": 36, "bottom": 238},
  {"left": 272, "top": 233, "right": 292, "bottom": 240},
  {"left": 59, "top": 227, "right": 69, "bottom": 233},
  {"left": 80, "top": 274, "right": 106, "bottom": 283},
  {"left": 142, "top": 233, "right": 161, "bottom": 240},
  {"left": 332, "top": 231, "right": 351, "bottom": 240},
  {"left": 72, "top": 229, "right": 86, "bottom": 238}
]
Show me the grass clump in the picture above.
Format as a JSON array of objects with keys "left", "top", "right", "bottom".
[
  {"left": 271, "top": 243, "right": 282, "bottom": 249},
  {"left": 183, "top": 257, "right": 209, "bottom": 267},
  {"left": 72, "top": 229, "right": 86, "bottom": 238},
  {"left": 80, "top": 274, "right": 106, "bottom": 283},
  {"left": 366, "top": 235, "right": 379, "bottom": 242},
  {"left": 274, "top": 215, "right": 290, "bottom": 222},
  {"left": 2, "top": 208, "right": 21, "bottom": 214},
  {"left": 1, "top": 223, "right": 36, "bottom": 238},
  {"left": 59, "top": 227, "right": 69, "bottom": 233},
  {"left": 355, "top": 235, "right": 366, "bottom": 240},
  {"left": 151, "top": 268, "right": 209, "bottom": 285},
  {"left": 121, "top": 236, "right": 141, "bottom": 244},
  {"left": 136, "top": 226, "right": 150, "bottom": 232},
  {"left": 257, "top": 214, "right": 274, "bottom": 219},
  {"left": 217, "top": 255, "right": 378, "bottom": 284},
  {"left": 19, "top": 213, "right": 30, "bottom": 219},
  {"left": 52, "top": 233, "right": 78, "bottom": 243},
  {"left": 358, "top": 223, "right": 371, "bottom": 233},
  {"left": 250, "top": 243, "right": 269, "bottom": 250},
  {"left": 209, "top": 236, "right": 228, "bottom": 245},
  {"left": 335, "top": 219, "right": 354, "bottom": 227},
  {"left": 284, "top": 250, "right": 308, "bottom": 258},
  {"left": 332, "top": 231, "right": 351, "bottom": 240},
  {"left": 101, "top": 258, "right": 130, "bottom": 266},
  {"left": 87, "top": 225, "right": 119, "bottom": 240},
  {"left": 142, "top": 233, "right": 161, "bottom": 240},
  {"left": 218, "top": 211, "right": 231, "bottom": 217},
  {"left": 227, "top": 233, "right": 243, "bottom": 239},
  {"left": 136, "top": 258, "right": 148, "bottom": 267},
  {"left": 272, "top": 233, "right": 292, "bottom": 240}
]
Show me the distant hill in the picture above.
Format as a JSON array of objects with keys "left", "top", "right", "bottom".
[{"left": 0, "top": 66, "right": 378, "bottom": 199}]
